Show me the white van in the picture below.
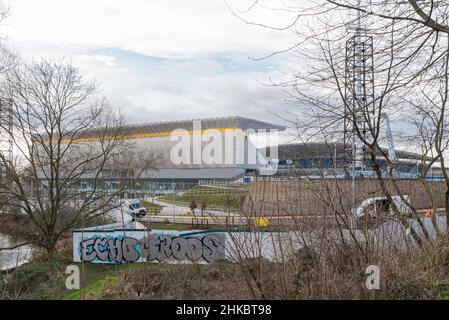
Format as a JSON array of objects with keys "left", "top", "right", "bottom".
[
  {"left": 121, "top": 199, "right": 147, "bottom": 217},
  {"left": 355, "top": 195, "right": 411, "bottom": 219},
  {"left": 354, "top": 195, "right": 411, "bottom": 228}
]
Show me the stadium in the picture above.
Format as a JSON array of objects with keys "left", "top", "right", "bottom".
[
  {"left": 33, "top": 116, "right": 436, "bottom": 195},
  {"left": 264, "top": 142, "right": 430, "bottom": 179},
  {"left": 35, "top": 116, "right": 285, "bottom": 195}
]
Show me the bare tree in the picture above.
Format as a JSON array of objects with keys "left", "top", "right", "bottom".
[
  {"left": 0, "top": 59, "right": 153, "bottom": 257},
  {"left": 207, "top": 0, "right": 449, "bottom": 299},
  {"left": 0, "top": 2, "right": 16, "bottom": 73},
  {"left": 227, "top": 0, "right": 449, "bottom": 244}
]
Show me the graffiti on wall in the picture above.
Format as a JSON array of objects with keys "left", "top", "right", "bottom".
[{"left": 78, "top": 233, "right": 225, "bottom": 263}]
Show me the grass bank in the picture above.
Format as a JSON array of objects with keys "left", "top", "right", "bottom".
[{"left": 158, "top": 185, "right": 247, "bottom": 211}]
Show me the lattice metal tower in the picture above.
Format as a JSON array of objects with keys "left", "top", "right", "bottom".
[
  {"left": 0, "top": 98, "right": 13, "bottom": 178},
  {"left": 344, "top": 0, "right": 375, "bottom": 171}
]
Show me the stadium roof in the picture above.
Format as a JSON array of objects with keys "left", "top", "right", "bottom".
[
  {"left": 34, "top": 116, "right": 286, "bottom": 143},
  {"left": 261, "top": 143, "right": 431, "bottom": 162},
  {"left": 118, "top": 116, "right": 287, "bottom": 134}
]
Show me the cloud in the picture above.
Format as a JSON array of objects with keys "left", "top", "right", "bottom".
[
  {"left": 2, "top": 0, "right": 301, "bottom": 128},
  {"left": 88, "top": 50, "right": 291, "bottom": 124},
  {"left": 74, "top": 54, "right": 116, "bottom": 67},
  {"left": 4, "top": 0, "right": 299, "bottom": 58}
]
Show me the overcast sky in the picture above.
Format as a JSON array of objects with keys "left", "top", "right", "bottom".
[{"left": 2, "top": 0, "right": 301, "bottom": 126}]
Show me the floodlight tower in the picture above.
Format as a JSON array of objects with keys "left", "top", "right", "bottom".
[
  {"left": 343, "top": 0, "right": 375, "bottom": 226},
  {"left": 344, "top": 0, "right": 375, "bottom": 173}
]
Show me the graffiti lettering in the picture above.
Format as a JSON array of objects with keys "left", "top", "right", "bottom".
[
  {"left": 171, "top": 237, "right": 187, "bottom": 260},
  {"left": 158, "top": 235, "right": 173, "bottom": 261},
  {"left": 108, "top": 238, "right": 123, "bottom": 262},
  {"left": 122, "top": 238, "right": 139, "bottom": 262},
  {"left": 79, "top": 234, "right": 225, "bottom": 263},
  {"left": 202, "top": 234, "right": 223, "bottom": 263},
  {"left": 80, "top": 238, "right": 96, "bottom": 262},
  {"left": 140, "top": 235, "right": 159, "bottom": 261},
  {"left": 93, "top": 238, "right": 108, "bottom": 261},
  {"left": 186, "top": 237, "right": 203, "bottom": 260}
]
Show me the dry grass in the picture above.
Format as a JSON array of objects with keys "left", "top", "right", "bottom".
[
  {"left": 92, "top": 263, "right": 252, "bottom": 300},
  {"left": 79, "top": 236, "right": 449, "bottom": 300},
  {"left": 2, "top": 236, "right": 449, "bottom": 300}
]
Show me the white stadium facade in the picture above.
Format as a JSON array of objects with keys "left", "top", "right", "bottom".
[
  {"left": 33, "top": 115, "right": 431, "bottom": 196},
  {"left": 35, "top": 116, "right": 286, "bottom": 195}
]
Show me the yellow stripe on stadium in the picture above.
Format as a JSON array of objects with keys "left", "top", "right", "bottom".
[{"left": 35, "top": 127, "right": 243, "bottom": 144}]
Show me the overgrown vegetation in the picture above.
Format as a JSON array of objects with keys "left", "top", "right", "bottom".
[
  {"left": 0, "top": 240, "right": 131, "bottom": 300},
  {"left": 103, "top": 236, "right": 449, "bottom": 300},
  {"left": 3, "top": 234, "right": 449, "bottom": 300},
  {"left": 89, "top": 263, "right": 251, "bottom": 300},
  {"left": 1, "top": 241, "right": 72, "bottom": 299}
]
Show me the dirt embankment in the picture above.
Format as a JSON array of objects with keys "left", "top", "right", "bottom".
[{"left": 244, "top": 180, "right": 447, "bottom": 217}]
